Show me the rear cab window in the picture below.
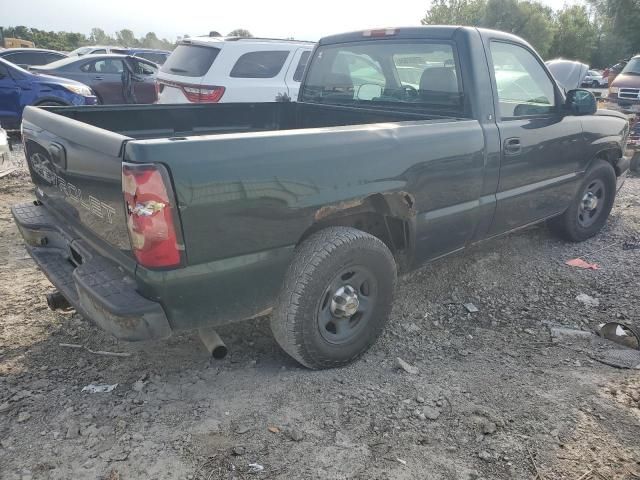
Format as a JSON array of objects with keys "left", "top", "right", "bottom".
[
  {"left": 230, "top": 51, "right": 290, "bottom": 78},
  {"left": 161, "top": 44, "right": 221, "bottom": 77},
  {"left": 300, "top": 40, "right": 465, "bottom": 116}
]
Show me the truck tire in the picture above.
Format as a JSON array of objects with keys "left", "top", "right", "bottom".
[
  {"left": 548, "top": 159, "right": 617, "bottom": 242},
  {"left": 631, "top": 152, "right": 640, "bottom": 172},
  {"left": 271, "top": 227, "right": 397, "bottom": 369}
]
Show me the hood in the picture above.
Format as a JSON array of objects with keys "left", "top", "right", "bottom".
[
  {"left": 596, "top": 108, "right": 629, "bottom": 120},
  {"left": 546, "top": 59, "right": 588, "bottom": 90},
  {"left": 611, "top": 73, "right": 640, "bottom": 89}
]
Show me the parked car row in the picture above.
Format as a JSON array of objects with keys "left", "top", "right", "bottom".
[
  {"left": 68, "top": 45, "right": 171, "bottom": 65},
  {"left": 0, "top": 44, "right": 173, "bottom": 129},
  {"left": 0, "top": 36, "right": 318, "bottom": 129},
  {"left": 156, "top": 36, "right": 313, "bottom": 103},
  {"left": 0, "top": 57, "right": 96, "bottom": 129}
]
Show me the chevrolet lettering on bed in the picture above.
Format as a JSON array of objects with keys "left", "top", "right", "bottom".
[
  {"left": 30, "top": 153, "right": 116, "bottom": 223},
  {"left": 12, "top": 26, "right": 632, "bottom": 369}
]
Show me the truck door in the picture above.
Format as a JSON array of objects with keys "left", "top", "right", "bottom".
[
  {"left": 0, "top": 62, "right": 21, "bottom": 128},
  {"left": 284, "top": 48, "right": 311, "bottom": 100},
  {"left": 486, "top": 40, "right": 585, "bottom": 235}
]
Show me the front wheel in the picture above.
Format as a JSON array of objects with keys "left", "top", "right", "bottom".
[
  {"left": 592, "top": 80, "right": 600, "bottom": 88},
  {"left": 548, "top": 159, "right": 617, "bottom": 242},
  {"left": 271, "top": 227, "right": 397, "bottom": 369}
]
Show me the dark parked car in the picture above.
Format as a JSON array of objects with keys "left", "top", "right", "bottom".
[
  {"left": 30, "top": 54, "right": 158, "bottom": 104},
  {"left": 0, "top": 57, "right": 96, "bottom": 129},
  {"left": 0, "top": 48, "right": 67, "bottom": 68},
  {"left": 12, "top": 26, "right": 630, "bottom": 369}
]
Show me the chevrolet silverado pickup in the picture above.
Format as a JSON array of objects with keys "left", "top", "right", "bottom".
[{"left": 12, "top": 27, "right": 631, "bottom": 369}]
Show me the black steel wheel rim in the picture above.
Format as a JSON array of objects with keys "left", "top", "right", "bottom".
[
  {"left": 317, "top": 265, "right": 378, "bottom": 345},
  {"left": 578, "top": 178, "right": 606, "bottom": 228}
]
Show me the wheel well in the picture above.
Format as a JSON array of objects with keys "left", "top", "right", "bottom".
[
  {"left": 298, "top": 192, "right": 415, "bottom": 261},
  {"left": 596, "top": 149, "right": 623, "bottom": 176}
]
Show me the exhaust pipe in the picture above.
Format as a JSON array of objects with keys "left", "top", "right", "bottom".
[
  {"left": 46, "top": 291, "right": 71, "bottom": 310},
  {"left": 198, "top": 328, "right": 228, "bottom": 359}
]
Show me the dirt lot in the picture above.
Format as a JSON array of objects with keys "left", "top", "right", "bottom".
[{"left": 1, "top": 146, "right": 639, "bottom": 480}]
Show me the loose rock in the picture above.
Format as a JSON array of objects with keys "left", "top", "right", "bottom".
[{"left": 395, "top": 357, "right": 419, "bottom": 375}]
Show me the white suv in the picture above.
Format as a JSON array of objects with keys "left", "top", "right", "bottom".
[{"left": 156, "top": 37, "right": 314, "bottom": 103}]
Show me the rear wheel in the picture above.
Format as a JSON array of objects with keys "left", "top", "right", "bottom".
[
  {"left": 592, "top": 80, "right": 600, "bottom": 88},
  {"left": 548, "top": 159, "right": 617, "bottom": 242},
  {"left": 271, "top": 227, "right": 397, "bottom": 369}
]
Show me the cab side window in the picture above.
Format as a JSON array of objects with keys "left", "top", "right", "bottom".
[{"left": 490, "top": 41, "right": 556, "bottom": 118}]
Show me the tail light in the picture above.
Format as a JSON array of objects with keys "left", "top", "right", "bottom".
[
  {"left": 156, "top": 79, "right": 225, "bottom": 103},
  {"left": 181, "top": 85, "right": 225, "bottom": 103},
  {"left": 122, "top": 163, "right": 184, "bottom": 268}
]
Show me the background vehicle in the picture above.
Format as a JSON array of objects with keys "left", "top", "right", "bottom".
[
  {"left": 606, "top": 60, "right": 628, "bottom": 84},
  {"left": 606, "top": 55, "right": 640, "bottom": 113},
  {"left": 0, "top": 48, "right": 67, "bottom": 68},
  {"left": 31, "top": 54, "right": 157, "bottom": 104},
  {"left": 12, "top": 27, "right": 630, "bottom": 370},
  {"left": 0, "top": 57, "right": 96, "bottom": 129},
  {"left": 582, "top": 69, "right": 608, "bottom": 87},
  {"left": 112, "top": 48, "right": 171, "bottom": 65},
  {"left": 156, "top": 37, "right": 313, "bottom": 103},
  {"left": 67, "top": 45, "right": 121, "bottom": 56}
]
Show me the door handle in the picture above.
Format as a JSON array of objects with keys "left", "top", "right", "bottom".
[
  {"left": 93, "top": 76, "right": 104, "bottom": 80},
  {"left": 504, "top": 137, "right": 522, "bottom": 156}
]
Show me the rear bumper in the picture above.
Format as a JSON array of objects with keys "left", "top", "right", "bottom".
[{"left": 11, "top": 202, "right": 172, "bottom": 341}]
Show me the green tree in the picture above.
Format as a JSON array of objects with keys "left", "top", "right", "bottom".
[
  {"left": 482, "top": 0, "right": 555, "bottom": 58},
  {"left": 421, "top": 0, "right": 555, "bottom": 57},
  {"left": 587, "top": 0, "right": 640, "bottom": 60},
  {"left": 90, "top": 28, "right": 114, "bottom": 45},
  {"left": 115, "top": 29, "right": 138, "bottom": 47},
  {"left": 227, "top": 29, "right": 253, "bottom": 38},
  {"left": 421, "top": 0, "right": 486, "bottom": 25},
  {"left": 549, "top": 5, "right": 596, "bottom": 63}
]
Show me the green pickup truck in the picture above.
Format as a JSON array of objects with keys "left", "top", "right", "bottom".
[{"left": 12, "top": 27, "right": 631, "bottom": 369}]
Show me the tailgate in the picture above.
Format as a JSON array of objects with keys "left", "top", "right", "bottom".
[{"left": 21, "top": 106, "right": 132, "bottom": 254}]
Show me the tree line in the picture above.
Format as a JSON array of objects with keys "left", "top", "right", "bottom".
[
  {"left": 0, "top": 26, "right": 255, "bottom": 52},
  {"left": 422, "top": 0, "right": 640, "bottom": 67}
]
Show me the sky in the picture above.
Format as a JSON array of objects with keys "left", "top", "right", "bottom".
[{"left": 5, "top": 0, "right": 582, "bottom": 42}]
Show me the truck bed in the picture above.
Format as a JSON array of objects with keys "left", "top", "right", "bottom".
[{"left": 43, "top": 102, "right": 454, "bottom": 139}]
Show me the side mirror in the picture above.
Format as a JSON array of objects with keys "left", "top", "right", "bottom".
[
  {"left": 356, "top": 83, "right": 383, "bottom": 101},
  {"left": 565, "top": 89, "right": 597, "bottom": 116}
]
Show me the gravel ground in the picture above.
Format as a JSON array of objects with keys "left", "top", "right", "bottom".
[{"left": 0, "top": 147, "right": 639, "bottom": 480}]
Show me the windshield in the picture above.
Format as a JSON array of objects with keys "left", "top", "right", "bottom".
[
  {"left": 300, "top": 41, "right": 465, "bottom": 116},
  {"left": 621, "top": 58, "right": 640, "bottom": 76}
]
